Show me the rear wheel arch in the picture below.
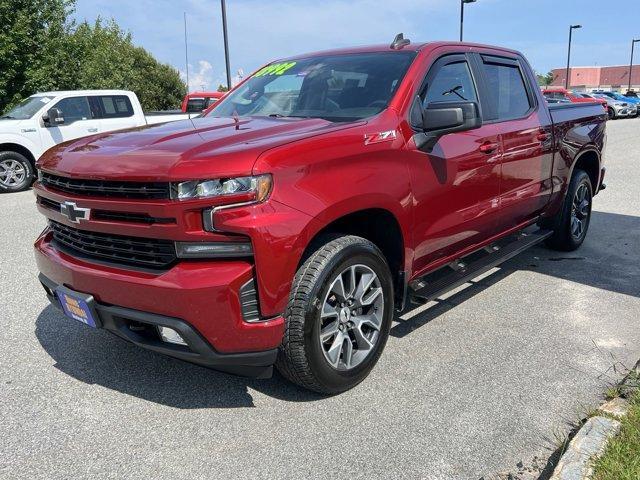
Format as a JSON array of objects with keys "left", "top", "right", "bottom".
[{"left": 571, "top": 148, "right": 601, "bottom": 194}]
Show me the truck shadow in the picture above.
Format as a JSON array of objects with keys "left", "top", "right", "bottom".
[
  {"left": 391, "top": 210, "right": 640, "bottom": 338},
  {"left": 34, "top": 306, "right": 323, "bottom": 409},
  {"left": 34, "top": 211, "right": 638, "bottom": 408}
]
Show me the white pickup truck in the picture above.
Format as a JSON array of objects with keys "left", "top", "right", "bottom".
[{"left": 0, "top": 90, "right": 194, "bottom": 192}]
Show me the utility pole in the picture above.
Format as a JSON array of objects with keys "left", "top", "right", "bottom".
[
  {"left": 565, "top": 24, "right": 582, "bottom": 89},
  {"left": 184, "top": 12, "right": 189, "bottom": 93},
  {"left": 221, "top": 0, "right": 232, "bottom": 90}
]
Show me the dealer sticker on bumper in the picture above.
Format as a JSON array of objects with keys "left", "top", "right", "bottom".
[{"left": 56, "top": 291, "right": 98, "bottom": 328}]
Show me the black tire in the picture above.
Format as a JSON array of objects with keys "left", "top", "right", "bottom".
[
  {"left": 545, "top": 169, "right": 593, "bottom": 252},
  {"left": 276, "top": 235, "right": 394, "bottom": 394},
  {"left": 607, "top": 107, "right": 616, "bottom": 120},
  {"left": 0, "top": 151, "right": 34, "bottom": 193}
]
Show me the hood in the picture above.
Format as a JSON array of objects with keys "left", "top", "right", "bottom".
[
  {"left": 39, "top": 116, "right": 357, "bottom": 181},
  {"left": 0, "top": 119, "right": 24, "bottom": 130}
]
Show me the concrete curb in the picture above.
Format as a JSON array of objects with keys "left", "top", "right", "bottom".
[{"left": 549, "top": 416, "right": 621, "bottom": 480}]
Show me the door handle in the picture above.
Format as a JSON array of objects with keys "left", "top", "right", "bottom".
[
  {"left": 87, "top": 128, "right": 98, "bottom": 133},
  {"left": 479, "top": 142, "right": 499, "bottom": 154},
  {"left": 537, "top": 132, "right": 549, "bottom": 141}
]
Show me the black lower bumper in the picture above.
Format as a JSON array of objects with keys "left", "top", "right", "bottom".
[{"left": 39, "top": 274, "right": 277, "bottom": 378}]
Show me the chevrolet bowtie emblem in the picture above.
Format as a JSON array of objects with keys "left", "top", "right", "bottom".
[{"left": 60, "top": 201, "right": 90, "bottom": 223}]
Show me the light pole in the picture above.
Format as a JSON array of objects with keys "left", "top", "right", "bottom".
[
  {"left": 629, "top": 39, "right": 640, "bottom": 93},
  {"left": 221, "top": 0, "right": 232, "bottom": 90},
  {"left": 565, "top": 24, "right": 582, "bottom": 89},
  {"left": 460, "top": 0, "right": 477, "bottom": 42}
]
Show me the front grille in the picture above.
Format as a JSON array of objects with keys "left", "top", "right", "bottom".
[
  {"left": 49, "top": 220, "right": 176, "bottom": 270},
  {"left": 38, "top": 196, "right": 175, "bottom": 225},
  {"left": 41, "top": 172, "right": 170, "bottom": 199}
]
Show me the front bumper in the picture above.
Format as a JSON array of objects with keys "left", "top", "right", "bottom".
[
  {"left": 35, "top": 231, "right": 285, "bottom": 377},
  {"left": 40, "top": 274, "right": 277, "bottom": 377}
]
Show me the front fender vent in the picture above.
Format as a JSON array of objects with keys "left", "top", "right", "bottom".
[{"left": 239, "top": 279, "right": 261, "bottom": 323}]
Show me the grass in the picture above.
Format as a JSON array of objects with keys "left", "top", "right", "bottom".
[{"left": 591, "top": 390, "right": 640, "bottom": 480}]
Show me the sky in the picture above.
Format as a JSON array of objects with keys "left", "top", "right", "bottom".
[{"left": 74, "top": 0, "right": 637, "bottom": 91}]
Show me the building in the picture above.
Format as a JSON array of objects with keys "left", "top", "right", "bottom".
[{"left": 550, "top": 65, "right": 640, "bottom": 92}]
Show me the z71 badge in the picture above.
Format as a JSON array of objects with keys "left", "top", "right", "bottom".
[{"left": 364, "top": 130, "right": 397, "bottom": 145}]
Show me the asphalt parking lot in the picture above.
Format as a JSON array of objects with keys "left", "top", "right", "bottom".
[{"left": 1, "top": 118, "right": 639, "bottom": 480}]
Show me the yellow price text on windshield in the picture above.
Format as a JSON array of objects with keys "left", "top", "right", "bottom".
[{"left": 254, "top": 62, "right": 297, "bottom": 77}]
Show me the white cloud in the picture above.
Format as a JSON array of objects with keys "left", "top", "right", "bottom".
[{"left": 180, "top": 60, "right": 215, "bottom": 92}]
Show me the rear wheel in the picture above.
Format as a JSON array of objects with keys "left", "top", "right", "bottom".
[
  {"left": 0, "top": 151, "right": 34, "bottom": 193},
  {"left": 276, "top": 235, "right": 394, "bottom": 394},
  {"left": 545, "top": 169, "right": 593, "bottom": 251}
]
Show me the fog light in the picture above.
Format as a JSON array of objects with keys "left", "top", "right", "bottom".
[{"left": 157, "top": 326, "right": 187, "bottom": 346}]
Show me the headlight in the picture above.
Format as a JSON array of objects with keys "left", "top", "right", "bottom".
[{"left": 172, "top": 174, "right": 272, "bottom": 201}]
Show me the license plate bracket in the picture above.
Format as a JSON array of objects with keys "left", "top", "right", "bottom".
[{"left": 55, "top": 286, "right": 101, "bottom": 328}]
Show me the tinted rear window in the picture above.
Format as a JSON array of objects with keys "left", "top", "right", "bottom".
[
  {"left": 482, "top": 61, "right": 532, "bottom": 120},
  {"left": 93, "top": 95, "right": 134, "bottom": 118}
]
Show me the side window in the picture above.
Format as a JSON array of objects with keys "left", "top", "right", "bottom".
[
  {"left": 481, "top": 60, "right": 532, "bottom": 120},
  {"left": 95, "top": 95, "right": 134, "bottom": 118},
  {"left": 423, "top": 61, "right": 478, "bottom": 106},
  {"left": 53, "top": 97, "right": 92, "bottom": 124}
]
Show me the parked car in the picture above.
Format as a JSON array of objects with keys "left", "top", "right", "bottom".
[
  {"left": 542, "top": 88, "right": 607, "bottom": 111},
  {"left": 591, "top": 90, "right": 640, "bottom": 117},
  {"left": 181, "top": 91, "right": 225, "bottom": 113},
  {"left": 34, "top": 39, "right": 606, "bottom": 394},
  {"left": 0, "top": 90, "right": 195, "bottom": 192},
  {"left": 624, "top": 90, "right": 638, "bottom": 98},
  {"left": 590, "top": 92, "right": 636, "bottom": 119}
]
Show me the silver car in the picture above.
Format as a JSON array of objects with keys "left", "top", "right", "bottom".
[{"left": 591, "top": 93, "right": 634, "bottom": 119}]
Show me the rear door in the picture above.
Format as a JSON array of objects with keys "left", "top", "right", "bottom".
[
  {"left": 407, "top": 53, "right": 503, "bottom": 273},
  {"left": 474, "top": 54, "right": 554, "bottom": 229},
  {"left": 91, "top": 95, "right": 139, "bottom": 133}
]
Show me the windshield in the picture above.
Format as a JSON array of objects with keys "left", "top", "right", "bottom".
[
  {"left": 207, "top": 52, "right": 416, "bottom": 122},
  {"left": 1, "top": 96, "right": 54, "bottom": 120}
]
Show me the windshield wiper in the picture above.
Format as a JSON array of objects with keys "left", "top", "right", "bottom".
[
  {"left": 0, "top": 115, "right": 16, "bottom": 119},
  {"left": 442, "top": 85, "right": 468, "bottom": 101}
]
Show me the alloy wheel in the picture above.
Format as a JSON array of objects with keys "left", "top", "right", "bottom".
[
  {"left": 570, "top": 183, "right": 590, "bottom": 240},
  {"left": 0, "top": 159, "right": 27, "bottom": 188},
  {"left": 319, "top": 264, "right": 384, "bottom": 371}
]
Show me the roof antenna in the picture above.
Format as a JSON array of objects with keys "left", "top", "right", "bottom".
[{"left": 390, "top": 33, "right": 410, "bottom": 50}]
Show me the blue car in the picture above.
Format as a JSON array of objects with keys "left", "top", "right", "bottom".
[{"left": 592, "top": 90, "right": 640, "bottom": 116}]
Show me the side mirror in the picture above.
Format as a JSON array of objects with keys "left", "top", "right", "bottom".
[
  {"left": 43, "top": 107, "right": 64, "bottom": 127},
  {"left": 414, "top": 101, "right": 481, "bottom": 151}
]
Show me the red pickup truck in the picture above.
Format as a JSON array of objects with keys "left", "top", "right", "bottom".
[{"left": 34, "top": 38, "right": 606, "bottom": 394}]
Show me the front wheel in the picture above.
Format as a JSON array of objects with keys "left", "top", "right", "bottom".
[
  {"left": 607, "top": 107, "right": 616, "bottom": 120},
  {"left": 0, "top": 151, "right": 34, "bottom": 193},
  {"left": 545, "top": 169, "right": 593, "bottom": 251},
  {"left": 276, "top": 235, "right": 394, "bottom": 394}
]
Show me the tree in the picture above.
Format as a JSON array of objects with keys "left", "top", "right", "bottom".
[
  {"left": 0, "top": 0, "right": 74, "bottom": 110},
  {"left": 0, "top": 1, "right": 186, "bottom": 112},
  {"left": 217, "top": 84, "right": 229, "bottom": 92},
  {"left": 536, "top": 71, "right": 555, "bottom": 87}
]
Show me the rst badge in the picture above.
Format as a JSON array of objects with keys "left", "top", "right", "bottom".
[
  {"left": 60, "top": 201, "right": 90, "bottom": 223},
  {"left": 364, "top": 130, "right": 397, "bottom": 146}
]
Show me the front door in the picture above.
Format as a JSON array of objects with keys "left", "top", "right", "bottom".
[
  {"left": 406, "top": 54, "right": 503, "bottom": 274},
  {"left": 40, "top": 96, "right": 101, "bottom": 153}
]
